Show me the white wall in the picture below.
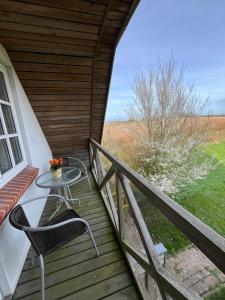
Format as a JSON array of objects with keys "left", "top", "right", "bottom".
[{"left": 0, "top": 44, "right": 52, "bottom": 298}]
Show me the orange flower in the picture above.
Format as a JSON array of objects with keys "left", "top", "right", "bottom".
[
  {"left": 49, "top": 159, "right": 53, "bottom": 165},
  {"left": 53, "top": 159, "right": 59, "bottom": 165},
  {"left": 59, "top": 158, "right": 63, "bottom": 165}
]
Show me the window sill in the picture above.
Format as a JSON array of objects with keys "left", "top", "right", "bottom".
[{"left": 0, "top": 166, "right": 39, "bottom": 225}]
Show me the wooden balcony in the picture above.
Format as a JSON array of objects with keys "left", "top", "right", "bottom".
[
  {"left": 12, "top": 140, "right": 225, "bottom": 300},
  {"left": 13, "top": 164, "right": 141, "bottom": 300}
]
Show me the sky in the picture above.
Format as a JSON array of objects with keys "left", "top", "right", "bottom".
[{"left": 105, "top": 0, "right": 225, "bottom": 121}]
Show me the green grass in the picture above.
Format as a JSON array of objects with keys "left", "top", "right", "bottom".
[
  {"left": 136, "top": 189, "right": 190, "bottom": 253},
  {"left": 137, "top": 141, "right": 225, "bottom": 254},
  {"left": 207, "top": 287, "right": 225, "bottom": 300},
  {"left": 177, "top": 142, "right": 225, "bottom": 238},
  {"left": 204, "top": 141, "right": 225, "bottom": 161}
]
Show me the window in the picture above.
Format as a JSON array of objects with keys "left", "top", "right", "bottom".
[{"left": 0, "top": 64, "right": 26, "bottom": 186}]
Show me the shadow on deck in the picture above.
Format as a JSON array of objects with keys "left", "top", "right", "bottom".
[{"left": 13, "top": 171, "right": 140, "bottom": 300}]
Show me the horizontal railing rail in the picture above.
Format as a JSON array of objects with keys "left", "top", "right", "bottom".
[{"left": 89, "top": 138, "right": 225, "bottom": 300}]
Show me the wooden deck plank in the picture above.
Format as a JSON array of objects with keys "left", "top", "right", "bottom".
[
  {"left": 24, "top": 233, "right": 116, "bottom": 268},
  {"left": 13, "top": 170, "right": 140, "bottom": 299},
  {"left": 64, "top": 272, "right": 135, "bottom": 300},
  {"left": 103, "top": 285, "right": 140, "bottom": 300},
  {"left": 22, "top": 261, "right": 129, "bottom": 300},
  {"left": 14, "top": 251, "right": 124, "bottom": 299}
]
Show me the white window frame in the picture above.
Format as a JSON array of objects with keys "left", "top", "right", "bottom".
[{"left": 0, "top": 63, "right": 27, "bottom": 188}]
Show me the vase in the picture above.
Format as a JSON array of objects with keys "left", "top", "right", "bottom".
[{"left": 52, "top": 168, "right": 62, "bottom": 178}]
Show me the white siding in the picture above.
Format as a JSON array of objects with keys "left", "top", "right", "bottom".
[{"left": 0, "top": 44, "right": 52, "bottom": 298}]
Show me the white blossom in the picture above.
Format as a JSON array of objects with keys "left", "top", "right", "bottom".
[{"left": 137, "top": 139, "right": 215, "bottom": 195}]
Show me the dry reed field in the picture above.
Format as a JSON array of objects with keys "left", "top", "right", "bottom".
[
  {"left": 206, "top": 116, "right": 225, "bottom": 141},
  {"left": 102, "top": 121, "right": 137, "bottom": 165},
  {"left": 103, "top": 116, "right": 225, "bottom": 148}
]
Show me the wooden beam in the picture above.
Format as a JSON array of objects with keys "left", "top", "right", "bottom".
[
  {"left": 90, "top": 0, "right": 111, "bottom": 138},
  {"left": 99, "top": 163, "right": 115, "bottom": 190},
  {"left": 120, "top": 174, "right": 168, "bottom": 300},
  {"left": 115, "top": 171, "right": 125, "bottom": 241}
]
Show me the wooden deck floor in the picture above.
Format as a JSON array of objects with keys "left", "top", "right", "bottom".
[{"left": 13, "top": 172, "right": 140, "bottom": 300}]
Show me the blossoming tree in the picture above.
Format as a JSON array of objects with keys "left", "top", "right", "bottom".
[{"left": 129, "top": 57, "right": 213, "bottom": 195}]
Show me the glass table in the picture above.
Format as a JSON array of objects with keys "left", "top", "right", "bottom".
[{"left": 35, "top": 167, "right": 81, "bottom": 220}]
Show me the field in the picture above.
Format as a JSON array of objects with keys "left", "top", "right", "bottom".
[
  {"left": 103, "top": 116, "right": 225, "bottom": 148},
  {"left": 102, "top": 116, "right": 225, "bottom": 252}
]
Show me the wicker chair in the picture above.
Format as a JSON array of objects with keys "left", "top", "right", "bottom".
[{"left": 9, "top": 195, "right": 99, "bottom": 300}]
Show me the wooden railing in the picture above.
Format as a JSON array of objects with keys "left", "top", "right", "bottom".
[{"left": 89, "top": 138, "right": 225, "bottom": 300}]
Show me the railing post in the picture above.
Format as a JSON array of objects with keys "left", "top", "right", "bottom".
[
  {"left": 95, "top": 149, "right": 102, "bottom": 185},
  {"left": 89, "top": 142, "right": 98, "bottom": 183},
  {"left": 94, "top": 147, "right": 119, "bottom": 232},
  {"left": 115, "top": 170, "right": 125, "bottom": 242}
]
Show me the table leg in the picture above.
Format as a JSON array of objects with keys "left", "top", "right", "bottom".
[{"left": 64, "top": 185, "right": 80, "bottom": 206}]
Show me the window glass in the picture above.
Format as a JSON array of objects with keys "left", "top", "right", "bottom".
[
  {"left": 0, "top": 72, "right": 9, "bottom": 102},
  {"left": 10, "top": 137, "right": 23, "bottom": 165},
  {"left": 1, "top": 104, "right": 16, "bottom": 134},
  {"left": 0, "top": 118, "right": 4, "bottom": 135},
  {"left": 0, "top": 139, "right": 12, "bottom": 174},
  {"left": 0, "top": 66, "right": 25, "bottom": 183}
]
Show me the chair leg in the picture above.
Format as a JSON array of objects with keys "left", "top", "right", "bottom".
[
  {"left": 67, "top": 185, "right": 73, "bottom": 200},
  {"left": 86, "top": 224, "right": 99, "bottom": 256},
  {"left": 87, "top": 174, "right": 92, "bottom": 192},
  {"left": 66, "top": 185, "right": 81, "bottom": 206},
  {"left": 39, "top": 255, "right": 45, "bottom": 300}
]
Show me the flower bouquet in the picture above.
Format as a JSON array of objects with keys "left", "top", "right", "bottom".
[{"left": 49, "top": 158, "right": 63, "bottom": 178}]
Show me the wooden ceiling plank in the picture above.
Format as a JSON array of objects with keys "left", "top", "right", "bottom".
[
  {"left": 9, "top": 51, "right": 93, "bottom": 66},
  {"left": 13, "top": 63, "right": 92, "bottom": 74},
  {"left": 35, "top": 110, "right": 91, "bottom": 117},
  {"left": 32, "top": 102, "right": 91, "bottom": 107},
  {"left": 28, "top": 95, "right": 91, "bottom": 101},
  {"left": 43, "top": 123, "right": 91, "bottom": 129},
  {"left": 42, "top": 120, "right": 92, "bottom": 127},
  {"left": 0, "top": 22, "right": 98, "bottom": 41},
  {"left": 47, "top": 133, "right": 91, "bottom": 142},
  {"left": 21, "top": 80, "right": 92, "bottom": 88},
  {"left": 15, "top": 0, "right": 107, "bottom": 16},
  {"left": 110, "top": 0, "right": 131, "bottom": 13},
  {"left": 17, "top": 72, "right": 92, "bottom": 81},
  {"left": 0, "top": 0, "right": 104, "bottom": 24},
  {"left": 0, "top": 11, "right": 100, "bottom": 34},
  {"left": 1, "top": 38, "right": 95, "bottom": 57},
  {"left": 33, "top": 105, "right": 91, "bottom": 111},
  {"left": 0, "top": 30, "right": 96, "bottom": 48},
  {"left": 37, "top": 115, "right": 91, "bottom": 121},
  {"left": 24, "top": 87, "right": 92, "bottom": 95}
]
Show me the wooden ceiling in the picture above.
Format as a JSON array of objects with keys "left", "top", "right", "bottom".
[{"left": 0, "top": 0, "right": 139, "bottom": 155}]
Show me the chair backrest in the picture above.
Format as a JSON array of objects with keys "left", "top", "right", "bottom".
[
  {"left": 67, "top": 157, "right": 86, "bottom": 176},
  {"left": 9, "top": 205, "right": 42, "bottom": 255},
  {"left": 9, "top": 204, "right": 30, "bottom": 230}
]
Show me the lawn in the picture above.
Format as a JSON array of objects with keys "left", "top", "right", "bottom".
[
  {"left": 207, "top": 287, "right": 225, "bottom": 300},
  {"left": 137, "top": 142, "right": 225, "bottom": 253}
]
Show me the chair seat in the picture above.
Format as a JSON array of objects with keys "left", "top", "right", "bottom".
[{"left": 32, "top": 209, "right": 86, "bottom": 256}]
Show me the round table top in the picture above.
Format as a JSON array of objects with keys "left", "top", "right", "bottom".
[{"left": 35, "top": 167, "right": 81, "bottom": 188}]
